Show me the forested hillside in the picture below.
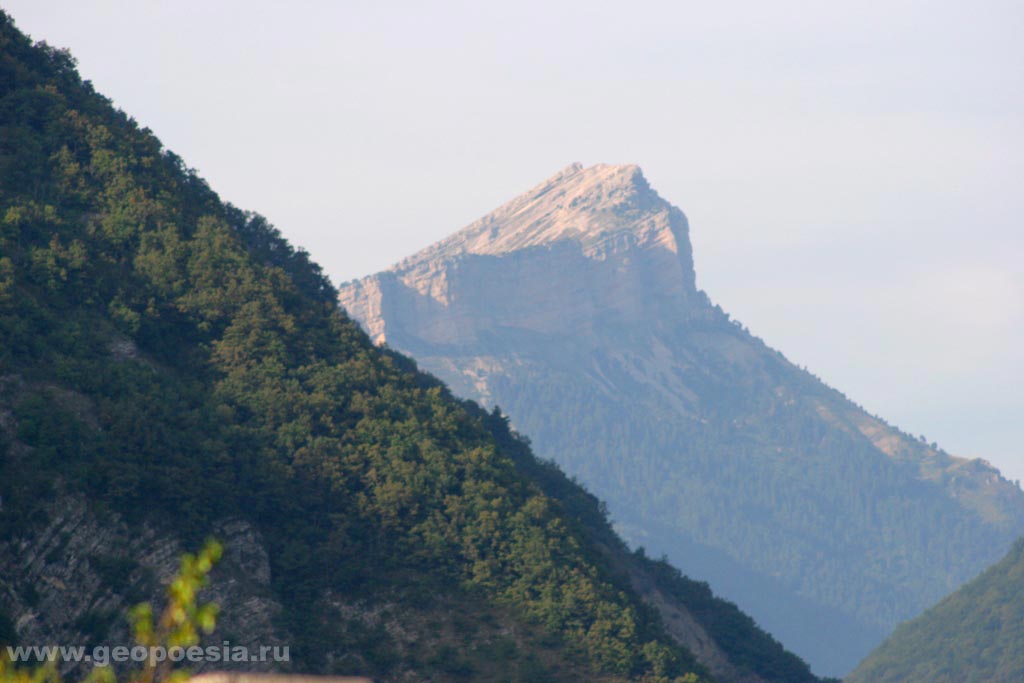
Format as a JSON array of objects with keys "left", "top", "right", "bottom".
[
  {"left": 851, "top": 540, "right": 1024, "bottom": 683},
  {"left": 848, "top": 538, "right": 1024, "bottom": 683},
  {"left": 0, "top": 12, "right": 824, "bottom": 683}
]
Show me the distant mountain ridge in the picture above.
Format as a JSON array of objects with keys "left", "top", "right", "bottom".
[{"left": 338, "top": 162, "right": 1024, "bottom": 677}]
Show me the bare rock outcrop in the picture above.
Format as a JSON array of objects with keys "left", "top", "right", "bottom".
[
  {"left": 340, "top": 163, "right": 702, "bottom": 349},
  {"left": 0, "top": 495, "right": 284, "bottom": 675}
]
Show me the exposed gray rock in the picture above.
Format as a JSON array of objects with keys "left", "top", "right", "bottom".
[{"left": 0, "top": 494, "right": 284, "bottom": 675}]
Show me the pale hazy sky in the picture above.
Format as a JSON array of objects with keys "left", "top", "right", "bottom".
[{"left": 6, "top": 1, "right": 1022, "bottom": 483}]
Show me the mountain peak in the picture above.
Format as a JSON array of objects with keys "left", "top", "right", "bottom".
[
  {"left": 550, "top": 161, "right": 643, "bottom": 186},
  {"left": 339, "top": 164, "right": 699, "bottom": 347},
  {"left": 394, "top": 162, "right": 689, "bottom": 268}
]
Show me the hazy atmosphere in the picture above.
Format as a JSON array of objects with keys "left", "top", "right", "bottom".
[{"left": 7, "top": 0, "right": 1021, "bottom": 483}]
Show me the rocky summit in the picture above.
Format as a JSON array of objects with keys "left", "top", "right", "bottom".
[
  {"left": 339, "top": 162, "right": 1024, "bottom": 677},
  {"left": 340, "top": 163, "right": 701, "bottom": 350}
]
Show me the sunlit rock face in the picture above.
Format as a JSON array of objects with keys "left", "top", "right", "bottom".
[
  {"left": 339, "top": 163, "right": 1024, "bottom": 678},
  {"left": 341, "top": 163, "right": 702, "bottom": 348}
]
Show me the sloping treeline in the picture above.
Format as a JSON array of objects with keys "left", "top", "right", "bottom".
[{"left": 0, "top": 12, "right": 821, "bottom": 683}]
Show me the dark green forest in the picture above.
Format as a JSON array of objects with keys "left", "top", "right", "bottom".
[{"left": 0, "top": 12, "right": 823, "bottom": 683}]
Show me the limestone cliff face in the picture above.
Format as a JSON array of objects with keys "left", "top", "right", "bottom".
[
  {"left": 338, "top": 163, "right": 1024, "bottom": 678},
  {"left": 340, "top": 163, "right": 702, "bottom": 348}
]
